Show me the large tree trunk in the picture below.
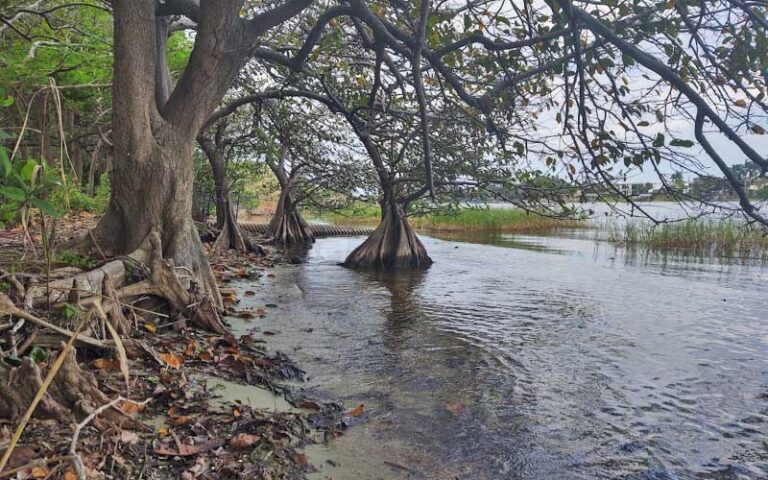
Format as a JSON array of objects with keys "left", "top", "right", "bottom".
[
  {"left": 88, "top": 0, "right": 232, "bottom": 323},
  {"left": 199, "top": 131, "right": 258, "bottom": 253},
  {"left": 266, "top": 183, "right": 314, "bottom": 245},
  {"left": 266, "top": 162, "right": 314, "bottom": 245},
  {"left": 343, "top": 201, "right": 432, "bottom": 270}
]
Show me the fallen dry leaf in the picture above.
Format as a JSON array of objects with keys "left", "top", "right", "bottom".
[
  {"left": 159, "top": 353, "right": 183, "bottom": 368},
  {"left": 244, "top": 290, "right": 256, "bottom": 296},
  {"left": 292, "top": 452, "right": 308, "bottom": 468},
  {"left": 346, "top": 404, "right": 364, "bottom": 417},
  {"left": 64, "top": 471, "right": 77, "bottom": 480},
  {"left": 143, "top": 322, "right": 157, "bottom": 334},
  {"left": 169, "top": 415, "right": 194, "bottom": 426},
  {"left": 167, "top": 406, "right": 186, "bottom": 418},
  {"left": 444, "top": 402, "right": 465, "bottom": 416},
  {"left": 300, "top": 400, "right": 322, "bottom": 411},
  {"left": 198, "top": 351, "right": 213, "bottom": 362},
  {"left": 30, "top": 466, "right": 49, "bottom": 478},
  {"left": 92, "top": 358, "right": 120, "bottom": 370},
  {"left": 120, "top": 400, "right": 144, "bottom": 414},
  {"left": 185, "top": 340, "right": 197, "bottom": 357},
  {"left": 229, "top": 433, "right": 260, "bottom": 450},
  {"left": 154, "top": 438, "right": 224, "bottom": 457}
]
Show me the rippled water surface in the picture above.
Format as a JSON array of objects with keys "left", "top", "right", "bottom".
[{"left": 231, "top": 231, "right": 768, "bottom": 480}]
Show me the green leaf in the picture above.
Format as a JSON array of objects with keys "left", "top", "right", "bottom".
[
  {"left": 0, "top": 148, "right": 10, "bottom": 178},
  {"left": 463, "top": 14, "right": 472, "bottom": 31},
  {"left": 0, "top": 186, "right": 26, "bottom": 201},
  {"left": 31, "top": 198, "right": 61, "bottom": 217},
  {"left": 670, "top": 139, "right": 695, "bottom": 147},
  {"left": 28, "top": 346, "right": 48, "bottom": 363},
  {"left": 64, "top": 303, "right": 77, "bottom": 319},
  {"left": 20, "top": 159, "right": 38, "bottom": 182},
  {"left": 653, "top": 133, "right": 665, "bottom": 147},
  {"left": 637, "top": 121, "right": 650, "bottom": 127}
]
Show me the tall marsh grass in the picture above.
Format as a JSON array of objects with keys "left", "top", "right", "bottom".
[
  {"left": 311, "top": 204, "right": 583, "bottom": 233},
  {"left": 603, "top": 219, "right": 768, "bottom": 260}
]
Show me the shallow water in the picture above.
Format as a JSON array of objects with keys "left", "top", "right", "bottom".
[{"left": 229, "top": 231, "right": 768, "bottom": 480}]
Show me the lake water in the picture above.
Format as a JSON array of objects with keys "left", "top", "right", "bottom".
[{"left": 230, "top": 230, "right": 768, "bottom": 479}]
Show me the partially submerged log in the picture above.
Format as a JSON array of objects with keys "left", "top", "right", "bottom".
[{"left": 343, "top": 204, "right": 432, "bottom": 270}]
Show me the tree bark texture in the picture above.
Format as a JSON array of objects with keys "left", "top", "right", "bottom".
[
  {"left": 343, "top": 201, "right": 432, "bottom": 270},
  {"left": 266, "top": 162, "right": 314, "bottom": 245},
  {"left": 90, "top": 0, "right": 254, "bottom": 309}
]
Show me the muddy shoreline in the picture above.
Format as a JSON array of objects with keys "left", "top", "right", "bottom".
[{"left": 0, "top": 239, "right": 358, "bottom": 480}]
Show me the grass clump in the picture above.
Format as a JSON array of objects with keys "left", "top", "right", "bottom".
[
  {"left": 605, "top": 219, "right": 768, "bottom": 260},
  {"left": 410, "top": 208, "right": 583, "bottom": 233},
  {"left": 311, "top": 203, "right": 583, "bottom": 233}
]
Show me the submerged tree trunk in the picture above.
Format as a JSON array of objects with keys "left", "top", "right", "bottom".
[
  {"left": 265, "top": 160, "right": 314, "bottom": 245},
  {"left": 343, "top": 201, "right": 432, "bottom": 269}
]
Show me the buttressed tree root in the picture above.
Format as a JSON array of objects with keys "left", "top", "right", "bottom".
[
  {"left": 0, "top": 344, "right": 141, "bottom": 430},
  {"left": 343, "top": 205, "right": 432, "bottom": 270},
  {"left": 211, "top": 198, "right": 263, "bottom": 255},
  {"left": 266, "top": 187, "right": 314, "bottom": 245},
  {"left": 0, "top": 228, "right": 229, "bottom": 427}
]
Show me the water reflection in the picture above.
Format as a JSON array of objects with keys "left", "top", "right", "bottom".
[{"left": 231, "top": 232, "right": 768, "bottom": 480}]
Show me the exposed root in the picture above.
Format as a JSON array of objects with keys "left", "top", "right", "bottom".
[
  {"left": 343, "top": 205, "right": 432, "bottom": 270},
  {"left": 211, "top": 201, "right": 263, "bottom": 255},
  {"left": 0, "top": 346, "right": 127, "bottom": 428},
  {"left": 266, "top": 188, "right": 314, "bottom": 246}
]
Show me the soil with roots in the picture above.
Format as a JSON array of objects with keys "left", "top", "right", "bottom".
[{"left": 0, "top": 214, "right": 349, "bottom": 479}]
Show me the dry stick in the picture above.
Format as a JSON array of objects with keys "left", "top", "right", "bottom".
[
  {"left": 0, "top": 315, "right": 88, "bottom": 474},
  {"left": 0, "top": 294, "right": 111, "bottom": 349},
  {"left": 45, "top": 285, "right": 171, "bottom": 319},
  {"left": 68, "top": 396, "right": 151, "bottom": 480},
  {"left": 0, "top": 455, "right": 75, "bottom": 479}
]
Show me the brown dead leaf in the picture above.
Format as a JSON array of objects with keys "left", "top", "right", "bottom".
[
  {"left": 244, "top": 290, "right": 256, "bottom": 296},
  {"left": 300, "top": 400, "right": 322, "bottom": 410},
  {"left": 251, "top": 358, "right": 274, "bottom": 368},
  {"left": 144, "top": 322, "right": 157, "bottom": 334},
  {"left": 346, "top": 404, "right": 364, "bottom": 417},
  {"left": 292, "top": 452, "right": 308, "bottom": 468},
  {"left": 232, "top": 407, "right": 241, "bottom": 418},
  {"left": 185, "top": 340, "right": 197, "bottom": 357},
  {"left": 120, "top": 400, "right": 144, "bottom": 414},
  {"left": 229, "top": 433, "right": 260, "bottom": 450},
  {"left": 159, "top": 353, "right": 183, "bottom": 368},
  {"left": 154, "top": 438, "right": 224, "bottom": 457},
  {"left": 167, "top": 406, "right": 186, "bottom": 418},
  {"left": 31, "top": 466, "right": 49, "bottom": 478},
  {"left": 444, "top": 402, "right": 465, "bottom": 416},
  {"left": 169, "top": 415, "right": 194, "bottom": 426},
  {"left": 64, "top": 471, "right": 77, "bottom": 480},
  {"left": 198, "top": 351, "right": 213, "bottom": 362},
  {"left": 92, "top": 358, "right": 120, "bottom": 370}
]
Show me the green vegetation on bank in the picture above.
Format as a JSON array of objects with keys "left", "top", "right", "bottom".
[
  {"left": 603, "top": 219, "right": 768, "bottom": 260},
  {"left": 310, "top": 204, "right": 584, "bottom": 233}
]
